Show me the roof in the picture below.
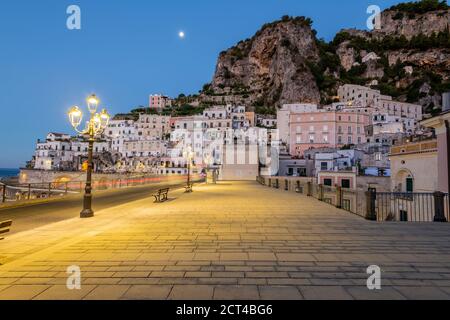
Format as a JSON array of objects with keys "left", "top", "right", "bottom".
[{"left": 48, "top": 132, "right": 68, "bottom": 136}]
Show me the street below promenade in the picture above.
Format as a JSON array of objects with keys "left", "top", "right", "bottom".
[
  {"left": 0, "top": 181, "right": 449, "bottom": 300},
  {"left": 0, "top": 180, "right": 188, "bottom": 235}
]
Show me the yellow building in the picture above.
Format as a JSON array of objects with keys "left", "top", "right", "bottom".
[{"left": 389, "top": 139, "right": 438, "bottom": 193}]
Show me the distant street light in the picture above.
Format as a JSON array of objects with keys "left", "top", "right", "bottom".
[
  {"left": 204, "top": 154, "right": 217, "bottom": 184},
  {"left": 68, "top": 94, "right": 110, "bottom": 218},
  {"left": 183, "top": 145, "right": 194, "bottom": 191}
]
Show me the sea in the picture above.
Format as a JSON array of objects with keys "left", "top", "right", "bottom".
[{"left": 0, "top": 168, "right": 19, "bottom": 181}]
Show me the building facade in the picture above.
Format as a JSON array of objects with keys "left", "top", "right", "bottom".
[
  {"left": 289, "top": 111, "right": 370, "bottom": 157},
  {"left": 389, "top": 139, "right": 438, "bottom": 193},
  {"left": 149, "top": 94, "right": 172, "bottom": 109},
  {"left": 277, "top": 103, "right": 318, "bottom": 147}
]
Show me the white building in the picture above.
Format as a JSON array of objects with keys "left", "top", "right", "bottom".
[
  {"left": 203, "top": 106, "right": 229, "bottom": 119},
  {"left": 135, "top": 114, "right": 171, "bottom": 141},
  {"left": 313, "top": 149, "right": 364, "bottom": 176},
  {"left": 231, "top": 105, "right": 247, "bottom": 129},
  {"left": 338, "top": 84, "right": 384, "bottom": 107},
  {"left": 338, "top": 84, "right": 423, "bottom": 121},
  {"left": 377, "top": 97, "right": 423, "bottom": 121},
  {"left": 34, "top": 133, "right": 110, "bottom": 171},
  {"left": 123, "top": 140, "right": 167, "bottom": 158},
  {"left": 105, "top": 119, "right": 137, "bottom": 155},
  {"left": 372, "top": 113, "right": 417, "bottom": 134},
  {"left": 257, "top": 115, "right": 277, "bottom": 128}
]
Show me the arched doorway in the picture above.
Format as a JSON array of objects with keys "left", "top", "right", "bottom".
[{"left": 394, "top": 169, "right": 414, "bottom": 193}]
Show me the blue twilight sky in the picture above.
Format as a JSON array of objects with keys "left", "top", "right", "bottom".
[{"left": 0, "top": 0, "right": 415, "bottom": 168}]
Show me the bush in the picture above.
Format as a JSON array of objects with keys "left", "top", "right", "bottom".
[
  {"left": 393, "top": 12, "right": 405, "bottom": 20},
  {"left": 388, "top": 0, "right": 448, "bottom": 14},
  {"left": 344, "top": 29, "right": 450, "bottom": 53}
]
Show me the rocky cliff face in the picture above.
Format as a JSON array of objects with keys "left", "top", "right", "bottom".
[
  {"left": 333, "top": 4, "right": 450, "bottom": 114},
  {"left": 201, "top": 1, "right": 450, "bottom": 113},
  {"left": 378, "top": 7, "right": 450, "bottom": 39},
  {"left": 206, "top": 17, "right": 321, "bottom": 107}
]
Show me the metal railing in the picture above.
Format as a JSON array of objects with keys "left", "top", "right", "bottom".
[
  {"left": 257, "top": 176, "right": 449, "bottom": 223},
  {"left": 374, "top": 192, "right": 449, "bottom": 222},
  {"left": 1, "top": 174, "right": 203, "bottom": 204}
]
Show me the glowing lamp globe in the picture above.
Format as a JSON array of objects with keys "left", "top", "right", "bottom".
[
  {"left": 68, "top": 106, "right": 83, "bottom": 128},
  {"left": 87, "top": 94, "right": 100, "bottom": 113}
]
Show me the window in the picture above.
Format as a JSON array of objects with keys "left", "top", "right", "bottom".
[
  {"left": 296, "top": 126, "right": 302, "bottom": 133},
  {"left": 324, "top": 178, "right": 333, "bottom": 186},
  {"left": 309, "top": 135, "right": 315, "bottom": 143},
  {"left": 309, "top": 126, "right": 314, "bottom": 133},
  {"left": 341, "top": 179, "right": 351, "bottom": 189},
  {"left": 406, "top": 177, "right": 414, "bottom": 193},
  {"left": 321, "top": 162, "right": 328, "bottom": 171},
  {"left": 323, "top": 135, "right": 328, "bottom": 143},
  {"left": 338, "top": 136, "right": 342, "bottom": 144},
  {"left": 348, "top": 136, "right": 352, "bottom": 144},
  {"left": 323, "top": 125, "right": 328, "bottom": 132},
  {"left": 296, "top": 135, "right": 302, "bottom": 144}
]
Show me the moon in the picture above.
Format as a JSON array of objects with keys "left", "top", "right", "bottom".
[{"left": 178, "top": 31, "right": 185, "bottom": 39}]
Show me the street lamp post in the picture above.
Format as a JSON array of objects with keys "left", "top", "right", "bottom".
[
  {"left": 183, "top": 146, "right": 194, "bottom": 192},
  {"left": 68, "top": 94, "right": 110, "bottom": 218},
  {"left": 204, "top": 154, "right": 214, "bottom": 184}
]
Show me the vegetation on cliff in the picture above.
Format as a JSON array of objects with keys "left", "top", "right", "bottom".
[{"left": 387, "top": 0, "right": 448, "bottom": 15}]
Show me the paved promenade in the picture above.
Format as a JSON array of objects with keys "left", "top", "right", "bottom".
[{"left": 0, "top": 182, "right": 449, "bottom": 300}]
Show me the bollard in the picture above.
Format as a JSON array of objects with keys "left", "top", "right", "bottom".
[
  {"left": 307, "top": 182, "right": 312, "bottom": 197},
  {"left": 318, "top": 184, "right": 324, "bottom": 201},
  {"left": 433, "top": 192, "right": 447, "bottom": 222},
  {"left": 365, "top": 188, "right": 377, "bottom": 221},
  {"left": 336, "top": 186, "right": 342, "bottom": 209},
  {"left": 28, "top": 184, "right": 31, "bottom": 200},
  {"left": 65, "top": 182, "right": 69, "bottom": 195},
  {"left": 48, "top": 183, "right": 52, "bottom": 198},
  {"left": 1, "top": 185, "right": 6, "bottom": 203}
]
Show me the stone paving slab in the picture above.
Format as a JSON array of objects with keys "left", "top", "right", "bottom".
[{"left": 0, "top": 182, "right": 450, "bottom": 300}]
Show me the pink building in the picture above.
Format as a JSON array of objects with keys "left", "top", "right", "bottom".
[
  {"left": 149, "top": 94, "right": 172, "bottom": 109},
  {"left": 289, "top": 111, "right": 371, "bottom": 157}
]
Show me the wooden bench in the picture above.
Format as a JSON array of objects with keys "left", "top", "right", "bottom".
[
  {"left": 184, "top": 183, "right": 194, "bottom": 193},
  {"left": 0, "top": 220, "right": 12, "bottom": 240},
  {"left": 152, "top": 188, "right": 170, "bottom": 203}
]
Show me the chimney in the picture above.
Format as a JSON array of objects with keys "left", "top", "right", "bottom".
[{"left": 443, "top": 92, "right": 450, "bottom": 112}]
